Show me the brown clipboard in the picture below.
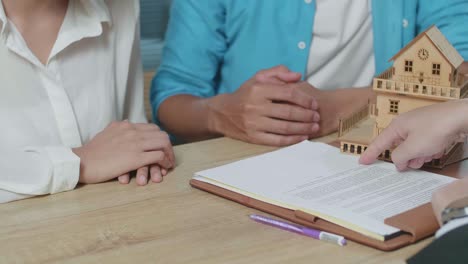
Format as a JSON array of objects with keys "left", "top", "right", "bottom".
[{"left": 190, "top": 142, "right": 468, "bottom": 251}]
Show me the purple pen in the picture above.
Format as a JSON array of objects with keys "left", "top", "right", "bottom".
[{"left": 249, "top": 214, "right": 347, "bottom": 246}]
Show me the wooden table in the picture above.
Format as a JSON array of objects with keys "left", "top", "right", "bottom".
[{"left": 0, "top": 136, "right": 432, "bottom": 264}]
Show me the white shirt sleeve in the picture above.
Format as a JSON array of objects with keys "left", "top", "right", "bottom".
[
  {"left": 435, "top": 217, "right": 468, "bottom": 238},
  {"left": 0, "top": 146, "right": 80, "bottom": 203},
  {"left": 0, "top": 0, "right": 141, "bottom": 203},
  {"left": 123, "top": 18, "right": 147, "bottom": 124}
]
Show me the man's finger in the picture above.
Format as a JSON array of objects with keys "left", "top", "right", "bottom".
[
  {"left": 258, "top": 117, "right": 319, "bottom": 135},
  {"left": 459, "top": 61, "right": 468, "bottom": 75},
  {"left": 256, "top": 76, "right": 287, "bottom": 85},
  {"left": 257, "top": 72, "right": 302, "bottom": 84},
  {"left": 266, "top": 85, "right": 315, "bottom": 110},
  {"left": 276, "top": 72, "right": 302, "bottom": 83},
  {"left": 263, "top": 103, "right": 319, "bottom": 123},
  {"left": 255, "top": 65, "right": 292, "bottom": 79}
]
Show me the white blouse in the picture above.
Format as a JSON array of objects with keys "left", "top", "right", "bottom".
[{"left": 0, "top": 0, "right": 146, "bottom": 203}]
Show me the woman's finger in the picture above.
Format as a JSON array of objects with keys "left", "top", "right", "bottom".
[
  {"left": 140, "top": 132, "right": 175, "bottom": 166},
  {"left": 150, "top": 165, "right": 163, "bottom": 183},
  {"left": 118, "top": 173, "right": 130, "bottom": 184},
  {"left": 136, "top": 166, "right": 149, "bottom": 186},
  {"left": 140, "top": 151, "right": 173, "bottom": 169}
]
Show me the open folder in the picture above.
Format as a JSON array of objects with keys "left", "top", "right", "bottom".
[{"left": 191, "top": 141, "right": 464, "bottom": 251}]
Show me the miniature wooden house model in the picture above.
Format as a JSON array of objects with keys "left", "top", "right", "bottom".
[{"left": 338, "top": 26, "right": 468, "bottom": 168}]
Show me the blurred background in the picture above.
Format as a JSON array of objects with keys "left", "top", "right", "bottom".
[
  {"left": 139, "top": 0, "right": 173, "bottom": 121},
  {"left": 140, "top": 0, "right": 172, "bottom": 71}
]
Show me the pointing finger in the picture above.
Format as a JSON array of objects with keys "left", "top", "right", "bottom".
[{"left": 360, "top": 125, "right": 401, "bottom": 165}]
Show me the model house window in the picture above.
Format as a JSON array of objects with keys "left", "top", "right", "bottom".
[
  {"left": 389, "top": 100, "right": 399, "bottom": 114},
  {"left": 404, "top": 60, "right": 413, "bottom": 72},
  {"left": 432, "top": 63, "right": 441, "bottom": 75}
]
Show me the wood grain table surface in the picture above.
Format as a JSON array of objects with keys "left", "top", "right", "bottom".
[{"left": 0, "top": 135, "right": 433, "bottom": 264}]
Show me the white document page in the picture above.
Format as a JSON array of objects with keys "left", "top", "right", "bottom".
[{"left": 194, "top": 141, "right": 455, "bottom": 240}]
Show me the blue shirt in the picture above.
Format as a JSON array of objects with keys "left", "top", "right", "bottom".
[{"left": 151, "top": 0, "right": 468, "bottom": 124}]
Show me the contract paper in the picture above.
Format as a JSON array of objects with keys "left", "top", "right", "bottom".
[{"left": 194, "top": 141, "right": 455, "bottom": 240}]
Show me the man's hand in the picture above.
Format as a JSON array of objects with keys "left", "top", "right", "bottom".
[
  {"left": 360, "top": 100, "right": 468, "bottom": 171},
  {"left": 459, "top": 61, "right": 468, "bottom": 75},
  {"left": 158, "top": 65, "right": 372, "bottom": 144},
  {"left": 73, "top": 121, "right": 175, "bottom": 185},
  {"left": 208, "top": 66, "right": 320, "bottom": 146},
  {"left": 288, "top": 82, "right": 374, "bottom": 137}
]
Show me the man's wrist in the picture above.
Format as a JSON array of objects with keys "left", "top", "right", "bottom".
[
  {"left": 329, "top": 87, "right": 373, "bottom": 117},
  {"left": 204, "top": 95, "right": 228, "bottom": 136}
]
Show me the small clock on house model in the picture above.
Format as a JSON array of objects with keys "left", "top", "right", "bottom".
[{"left": 418, "top": 48, "right": 429, "bottom": 60}]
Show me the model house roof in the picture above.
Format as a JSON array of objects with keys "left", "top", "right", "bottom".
[{"left": 390, "top": 25, "right": 464, "bottom": 69}]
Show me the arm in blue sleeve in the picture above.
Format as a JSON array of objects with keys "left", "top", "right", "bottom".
[
  {"left": 417, "top": 0, "right": 468, "bottom": 60},
  {"left": 150, "top": 0, "right": 227, "bottom": 124}
]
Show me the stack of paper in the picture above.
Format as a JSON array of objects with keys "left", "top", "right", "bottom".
[{"left": 193, "top": 141, "right": 455, "bottom": 241}]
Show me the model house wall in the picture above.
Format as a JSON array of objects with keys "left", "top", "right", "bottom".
[
  {"left": 393, "top": 36, "right": 453, "bottom": 87},
  {"left": 374, "top": 94, "right": 440, "bottom": 136}
]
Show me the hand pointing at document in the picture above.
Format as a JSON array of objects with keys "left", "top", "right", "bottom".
[{"left": 359, "top": 100, "right": 468, "bottom": 171}]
